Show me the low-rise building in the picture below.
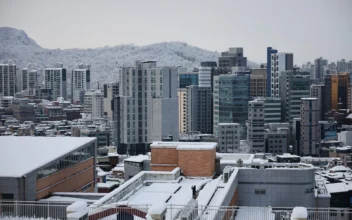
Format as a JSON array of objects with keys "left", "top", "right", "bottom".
[
  {"left": 0, "top": 136, "right": 96, "bottom": 200},
  {"left": 217, "top": 123, "right": 240, "bottom": 153}
]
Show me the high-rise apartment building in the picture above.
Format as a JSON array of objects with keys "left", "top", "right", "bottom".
[
  {"left": 44, "top": 63, "right": 67, "bottom": 100},
  {"left": 103, "top": 82, "right": 119, "bottom": 119},
  {"left": 186, "top": 85, "right": 212, "bottom": 134},
  {"left": 178, "top": 70, "right": 199, "bottom": 133},
  {"left": 300, "top": 98, "right": 321, "bottom": 156},
  {"left": 84, "top": 90, "right": 104, "bottom": 119},
  {"left": 253, "top": 97, "right": 281, "bottom": 123},
  {"left": 72, "top": 64, "right": 90, "bottom": 103},
  {"left": 198, "top": 61, "right": 216, "bottom": 88},
  {"left": 269, "top": 52, "right": 294, "bottom": 97},
  {"left": 279, "top": 70, "right": 310, "bottom": 123},
  {"left": 218, "top": 48, "right": 247, "bottom": 75},
  {"left": 113, "top": 61, "right": 178, "bottom": 155},
  {"left": 310, "top": 84, "right": 325, "bottom": 120},
  {"left": 247, "top": 100, "right": 265, "bottom": 153},
  {"left": 266, "top": 47, "right": 278, "bottom": 96},
  {"left": 0, "top": 61, "right": 16, "bottom": 97},
  {"left": 213, "top": 73, "right": 250, "bottom": 137},
  {"left": 314, "top": 57, "right": 328, "bottom": 80},
  {"left": 22, "top": 68, "right": 37, "bottom": 91},
  {"left": 250, "top": 68, "right": 267, "bottom": 97},
  {"left": 217, "top": 123, "right": 240, "bottom": 153},
  {"left": 337, "top": 59, "right": 350, "bottom": 72}
]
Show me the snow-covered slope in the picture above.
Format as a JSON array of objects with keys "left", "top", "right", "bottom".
[{"left": 0, "top": 27, "right": 257, "bottom": 87}]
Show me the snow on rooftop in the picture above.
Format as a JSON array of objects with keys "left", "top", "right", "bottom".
[
  {"left": 124, "top": 154, "right": 150, "bottom": 163},
  {"left": 97, "top": 182, "right": 119, "bottom": 188},
  {"left": 234, "top": 207, "right": 275, "bottom": 220},
  {"left": 39, "top": 196, "right": 97, "bottom": 203},
  {"left": 0, "top": 136, "right": 96, "bottom": 177},
  {"left": 329, "top": 165, "right": 351, "bottom": 172},
  {"left": 326, "top": 182, "right": 352, "bottom": 193},
  {"left": 150, "top": 141, "right": 217, "bottom": 150}
]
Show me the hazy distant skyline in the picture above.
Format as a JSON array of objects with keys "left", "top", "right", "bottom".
[{"left": 0, "top": 0, "right": 351, "bottom": 65}]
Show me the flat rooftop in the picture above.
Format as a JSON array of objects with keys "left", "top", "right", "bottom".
[{"left": 0, "top": 136, "right": 96, "bottom": 177}]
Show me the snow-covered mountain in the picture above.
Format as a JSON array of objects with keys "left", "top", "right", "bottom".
[{"left": 0, "top": 27, "right": 257, "bottom": 87}]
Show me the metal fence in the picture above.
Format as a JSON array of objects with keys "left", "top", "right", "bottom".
[
  {"left": 87, "top": 204, "right": 352, "bottom": 220},
  {"left": 2, "top": 201, "right": 352, "bottom": 220},
  {"left": 0, "top": 201, "right": 71, "bottom": 220}
]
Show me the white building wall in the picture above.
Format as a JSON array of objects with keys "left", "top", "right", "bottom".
[
  {"left": 338, "top": 131, "right": 352, "bottom": 146},
  {"left": 238, "top": 168, "right": 316, "bottom": 207}
]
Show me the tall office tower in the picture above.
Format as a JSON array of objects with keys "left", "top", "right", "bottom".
[
  {"left": 0, "top": 61, "right": 16, "bottom": 97},
  {"left": 186, "top": 85, "right": 212, "bottom": 134},
  {"left": 337, "top": 59, "right": 349, "bottom": 72},
  {"left": 324, "top": 75, "right": 332, "bottom": 114},
  {"left": 103, "top": 82, "right": 119, "bottom": 119},
  {"left": 178, "top": 70, "right": 199, "bottom": 133},
  {"left": 279, "top": 70, "right": 310, "bottom": 123},
  {"left": 338, "top": 72, "right": 349, "bottom": 109},
  {"left": 44, "top": 63, "right": 67, "bottom": 100},
  {"left": 300, "top": 98, "right": 321, "bottom": 156},
  {"left": 199, "top": 61, "right": 217, "bottom": 88},
  {"left": 250, "top": 68, "right": 267, "bottom": 97},
  {"left": 217, "top": 123, "right": 240, "bottom": 153},
  {"left": 213, "top": 72, "right": 250, "bottom": 138},
  {"left": 218, "top": 48, "right": 247, "bottom": 75},
  {"left": 269, "top": 52, "right": 294, "bottom": 97},
  {"left": 22, "top": 68, "right": 38, "bottom": 91},
  {"left": 253, "top": 97, "right": 281, "bottom": 123},
  {"left": 266, "top": 47, "right": 278, "bottom": 96},
  {"left": 314, "top": 57, "right": 328, "bottom": 80},
  {"left": 247, "top": 100, "right": 265, "bottom": 153},
  {"left": 310, "top": 84, "right": 325, "bottom": 120},
  {"left": 113, "top": 61, "right": 178, "bottom": 155},
  {"left": 84, "top": 90, "right": 104, "bottom": 119},
  {"left": 72, "top": 64, "right": 90, "bottom": 103}
]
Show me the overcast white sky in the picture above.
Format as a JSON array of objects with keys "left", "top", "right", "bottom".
[{"left": 0, "top": 0, "right": 351, "bottom": 64}]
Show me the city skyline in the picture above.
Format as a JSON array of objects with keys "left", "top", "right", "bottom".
[{"left": 0, "top": 0, "right": 351, "bottom": 65}]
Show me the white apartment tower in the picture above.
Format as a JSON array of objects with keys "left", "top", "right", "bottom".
[
  {"left": 22, "top": 68, "right": 38, "bottom": 91},
  {"left": 247, "top": 100, "right": 265, "bottom": 152},
  {"left": 0, "top": 61, "right": 16, "bottom": 97},
  {"left": 113, "top": 61, "right": 178, "bottom": 155},
  {"left": 300, "top": 98, "right": 321, "bottom": 156},
  {"left": 72, "top": 64, "right": 91, "bottom": 103},
  {"left": 44, "top": 63, "right": 67, "bottom": 100},
  {"left": 270, "top": 53, "right": 293, "bottom": 97},
  {"left": 84, "top": 90, "right": 104, "bottom": 119}
]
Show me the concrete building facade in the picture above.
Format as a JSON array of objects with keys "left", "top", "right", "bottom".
[
  {"left": 279, "top": 70, "right": 310, "bottom": 123},
  {"left": 72, "top": 64, "right": 91, "bottom": 103},
  {"left": 300, "top": 98, "right": 321, "bottom": 156},
  {"left": 22, "top": 68, "right": 37, "bottom": 91},
  {"left": 84, "top": 90, "right": 104, "bottom": 119},
  {"left": 103, "top": 82, "right": 119, "bottom": 120},
  {"left": 113, "top": 61, "right": 178, "bottom": 155},
  {"left": 254, "top": 97, "right": 281, "bottom": 123},
  {"left": 247, "top": 100, "right": 265, "bottom": 153},
  {"left": 0, "top": 61, "right": 16, "bottom": 97},
  {"left": 250, "top": 68, "right": 267, "bottom": 97},
  {"left": 44, "top": 64, "right": 67, "bottom": 100},
  {"left": 314, "top": 57, "right": 328, "bottom": 80},
  {"left": 269, "top": 52, "right": 294, "bottom": 97},
  {"left": 198, "top": 61, "right": 216, "bottom": 88},
  {"left": 310, "top": 84, "right": 325, "bottom": 120},
  {"left": 218, "top": 123, "right": 240, "bottom": 153},
  {"left": 186, "top": 85, "right": 212, "bottom": 134}
]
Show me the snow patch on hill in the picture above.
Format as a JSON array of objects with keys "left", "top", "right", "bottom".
[{"left": 0, "top": 27, "right": 257, "bottom": 87}]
